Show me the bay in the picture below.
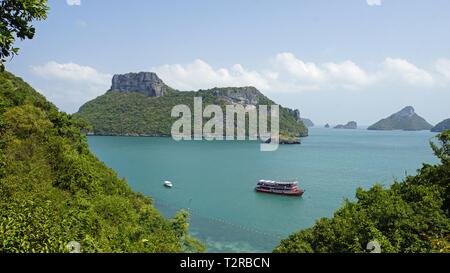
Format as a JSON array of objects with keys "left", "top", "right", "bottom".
[{"left": 87, "top": 128, "right": 438, "bottom": 252}]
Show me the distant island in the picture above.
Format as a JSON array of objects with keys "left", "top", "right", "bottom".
[
  {"left": 431, "top": 118, "right": 450, "bottom": 132},
  {"left": 301, "top": 118, "right": 314, "bottom": 127},
  {"left": 75, "top": 72, "right": 308, "bottom": 142},
  {"left": 334, "top": 121, "right": 357, "bottom": 129},
  {"left": 325, "top": 123, "right": 330, "bottom": 128},
  {"left": 368, "top": 106, "right": 433, "bottom": 131}
]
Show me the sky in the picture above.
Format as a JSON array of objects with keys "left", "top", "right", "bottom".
[{"left": 6, "top": 0, "right": 450, "bottom": 125}]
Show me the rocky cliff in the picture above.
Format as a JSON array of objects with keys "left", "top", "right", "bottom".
[
  {"left": 110, "top": 72, "right": 175, "bottom": 97},
  {"left": 209, "top": 86, "right": 263, "bottom": 105}
]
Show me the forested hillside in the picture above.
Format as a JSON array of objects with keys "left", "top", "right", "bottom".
[
  {"left": 275, "top": 131, "right": 450, "bottom": 253},
  {"left": 75, "top": 79, "right": 309, "bottom": 139},
  {"left": 0, "top": 71, "right": 204, "bottom": 253}
]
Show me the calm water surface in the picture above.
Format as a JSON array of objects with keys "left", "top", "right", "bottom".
[{"left": 87, "top": 128, "right": 438, "bottom": 252}]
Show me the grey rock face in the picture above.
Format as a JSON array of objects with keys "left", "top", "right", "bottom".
[
  {"left": 397, "top": 106, "right": 415, "bottom": 117},
  {"left": 210, "top": 86, "right": 263, "bottom": 105},
  {"left": 293, "top": 109, "right": 301, "bottom": 122},
  {"left": 111, "top": 72, "right": 167, "bottom": 97},
  {"left": 285, "top": 108, "right": 302, "bottom": 123}
]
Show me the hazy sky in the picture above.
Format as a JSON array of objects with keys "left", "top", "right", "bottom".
[{"left": 7, "top": 0, "right": 450, "bottom": 125}]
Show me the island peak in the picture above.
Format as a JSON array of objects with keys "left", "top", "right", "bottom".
[
  {"left": 368, "top": 106, "right": 432, "bottom": 131},
  {"left": 397, "top": 106, "right": 416, "bottom": 117},
  {"left": 111, "top": 72, "right": 173, "bottom": 97}
]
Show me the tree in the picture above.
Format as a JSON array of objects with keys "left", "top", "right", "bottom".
[
  {"left": 274, "top": 130, "right": 450, "bottom": 253},
  {"left": 0, "top": 0, "right": 49, "bottom": 71},
  {"left": 431, "top": 130, "right": 450, "bottom": 164}
]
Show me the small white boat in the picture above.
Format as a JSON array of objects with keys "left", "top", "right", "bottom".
[{"left": 164, "top": 181, "right": 173, "bottom": 188}]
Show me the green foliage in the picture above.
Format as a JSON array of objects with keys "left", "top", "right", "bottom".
[
  {"left": 431, "top": 130, "right": 450, "bottom": 164},
  {"left": 74, "top": 88, "right": 308, "bottom": 138},
  {"left": 0, "top": 0, "right": 49, "bottom": 71},
  {"left": 171, "top": 210, "right": 206, "bottom": 253},
  {"left": 274, "top": 131, "right": 450, "bottom": 253},
  {"left": 0, "top": 71, "right": 204, "bottom": 253}
]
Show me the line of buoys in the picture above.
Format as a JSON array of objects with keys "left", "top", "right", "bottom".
[{"left": 154, "top": 198, "right": 285, "bottom": 240}]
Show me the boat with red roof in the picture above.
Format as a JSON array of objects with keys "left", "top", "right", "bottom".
[{"left": 255, "top": 180, "right": 305, "bottom": 196}]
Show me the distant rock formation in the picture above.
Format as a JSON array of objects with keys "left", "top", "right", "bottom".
[
  {"left": 368, "top": 106, "right": 433, "bottom": 131},
  {"left": 265, "top": 134, "right": 301, "bottom": 145},
  {"left": 334, "top": 121, "right": 357, "bottom": 129},
  {"left": 325, "top": 123, "right": 330, "bottom": 128},
  {"left": 431, "top": 118, "right": 450, "bottom": 132},
  {"left": 110, "top": 72, "right": 173, "bottom": 97},
  {"left": 302, "top": 118, "right": 314, "bottom": 127}
]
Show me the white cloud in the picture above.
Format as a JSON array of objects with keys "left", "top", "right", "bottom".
[
  {"left": 29, "top": 55, "right": 450, "bottom": 113},
  {"left": 377, "top": 58, "right": 434, "bottom": 86},
  {"left": 272, "top": 53, "right": 373, "bottom": 90},
  {"left": 66, "top": 0, "right": 81, "bottom": 6},
  {"left": 30, "top": 61, "right": 110, "bottom": 86},
  {"left": 151, "top": 53, "right": 448, "bottom": 93},
  {"left": 323, "top": 61, "right": 373, "bottom": 88},
  {"left": 30, "top": 62, "right": 111, "bottom": 113},
  {"left": 152, "top": 54, "right": 375, "bottom": 93},
  {"left": 152, "top": 59, "right": 270, "bottom": 91},
  {"left": 366, "top": 0, "right": 381, "bottom": 6},
  {"left": 273, "top": 52, "right": 324, "bottom": 82},
  {"left": 435, "top": 58, "right": 450, "bottom": 80}
]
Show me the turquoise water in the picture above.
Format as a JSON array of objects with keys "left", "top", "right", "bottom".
[{"left": 87, "top": 128, "right": 438, "bottom": 252}]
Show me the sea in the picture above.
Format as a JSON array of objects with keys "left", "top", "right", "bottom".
[{"left": 87, "top": 127, "right": 439, "bottom": 252}]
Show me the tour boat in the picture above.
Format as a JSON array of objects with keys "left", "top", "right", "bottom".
[
  {"left": 164, "top": 181, "right": 173, "bottom": 188},
  {"left": 255, "top": 180, "right": 304, "bottom": 196}
]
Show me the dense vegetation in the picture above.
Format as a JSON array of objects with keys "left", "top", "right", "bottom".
[
  {"left": 0, "top": 71, "right": 204, "bottom": 253},
  {"left": 75, "top": 87, "right": 308, "bottom": 139},
  {"left": 274, "top": 131, "right": 450, "bottom": 253},
  {"left": 432, "top": 118, "right": 450, "bottom": 133}
]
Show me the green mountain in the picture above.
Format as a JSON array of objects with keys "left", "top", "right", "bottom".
[
  {"left": 431, "top": 118, "right": 450, "bottom": 133},
  {"left": 75, "top": 72, "right": 308, "bottom": 139},
  {"left": 368, "top": 106, "right": 433, "bottom": 131},
  {"left": 274, "top": 130, "right": 450, "bottom": 253},
  {"left": 0, "top": 71, "right": 203, "bottom": 253}
]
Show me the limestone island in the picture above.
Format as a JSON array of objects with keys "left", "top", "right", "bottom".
[
  {"left": 368, "top": 106, "right": 433, "bottom": 131},
  {"left": 75, "top": 72, "right": 309, "bottom": 143},
  {"left": 334, "top": 121, "right": 357, "bottom": 129}
]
